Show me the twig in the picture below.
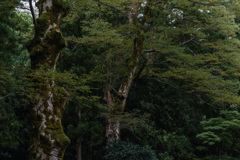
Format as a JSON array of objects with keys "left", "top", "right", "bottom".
[
  {"left": 0, "top": 92, "right": 21, "bottom": 100},
  {"left": 0, "top": 91, "right": 36, "bottom": 106},
  {"left": 181, "top": 37, "right": 194, "bottom": 45}
]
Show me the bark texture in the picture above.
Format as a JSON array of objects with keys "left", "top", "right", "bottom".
[
  {"left": 26, "top": 0, "right": 70, "bottom": 159},
  {"left": 104, "top": 88, "right": 120, "bottom": 141},
  {"left": 105, "top": 2, "right": 152, "bottom": 141}
]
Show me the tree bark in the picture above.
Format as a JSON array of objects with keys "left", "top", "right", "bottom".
[
  {"left": 26, "top": 0, "right": 70, "bottom": 159},
  {"left": 76, "top": 142, "right": 82, "bottom": 160},
  {"left": 104, "top": 88, "right": 120, "bottom": 141}
]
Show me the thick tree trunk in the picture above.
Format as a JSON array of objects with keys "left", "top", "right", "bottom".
[{"left": 26, "top": 0, "right": 70, "bottom": 159}]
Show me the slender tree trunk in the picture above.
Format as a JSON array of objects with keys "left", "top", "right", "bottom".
[
  {"left": 26, "top": 0, "right": 70, "bottom": 159},
  {"left": 76, "top": 142, "right": 82, "bottom": 160},
  {"left": 105, "top": 1, "right": 152, "bottom": 141},
  {"left": 76, "top": 111, "right": 82, "bottom": 160}
]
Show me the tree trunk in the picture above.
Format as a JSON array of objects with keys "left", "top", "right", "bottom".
[
  {"left": 76, "top": 111, "right": 82, "bottom": 160},
  {"left": 26, "top": 0, "right": 70, "bottom": 159},
  {"left": 76, "top": 142, "right": 82, "bottom": 160},
  {"left": 104, "top": 88, "right": 120, "bottom": 141}
]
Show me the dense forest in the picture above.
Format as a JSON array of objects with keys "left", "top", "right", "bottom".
[{"left": 1, "top": 0, "right": 240, "bottom": 160}]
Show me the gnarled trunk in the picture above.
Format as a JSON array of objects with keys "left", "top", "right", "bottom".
[{"left": 26, "top": 0, "right": 70, "bottom": 159}]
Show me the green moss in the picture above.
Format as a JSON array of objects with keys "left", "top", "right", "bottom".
[
  {"left": 55, "top": 132, "right": 70, "bottom": 146},
  {"left": 46, "top": 28, "right": 66, "bottom": 49},
  {"left": 46, "top": 6, "right": 51, "bottom": 12},
  {"left": 128, "top": 59, "right": 138, "bottom": 68},
  {"left": 53, "top": 0, "right": 62, "bottom": 6},
  {"left": 52, "top": 0, "right": 70, "bottom": 17},
  {"left": 36, "top": 13, "right": 50, "bottom": 37}
]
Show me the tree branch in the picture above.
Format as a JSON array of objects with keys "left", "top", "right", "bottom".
[
  {"left": 133, "top": 58, "right": 148, "bottom": 83},
  {"left": 29, "top": 0, "right": 37, "bottom": 33},
  {"left": 188, "top": 0, "right": 216, "bottom": 6},
  {"left": 0, "top": 91, "right": 36, "bottom": 106},
  {"left": 0, "top": 92, "right": 21, "bottom": 100},
  {"left": 188, "top": 0, "right": 234, "bottom": 6},
  {"left": 150, "top": 78, "right": 214, "bottom": 107}
]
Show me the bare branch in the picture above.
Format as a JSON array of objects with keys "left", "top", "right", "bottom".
[
  {"left": 0, "top": 92, "right": 21, "bottom": 100},
  {"left": 181, "top": 37, "right": 194, "bottom": 45}
]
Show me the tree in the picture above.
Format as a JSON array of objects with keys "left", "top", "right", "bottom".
[
  {"left": 25, "top": 0, "right": 71, "bottom": 159},
  {"left": 196, "top": 106, "right": 240, "bottom": 159},
  {"left": 66, "top": 0, "right": 156, "bottom": 141},
  {"left": 105, "top": 1, "right": 151, "bottom": 141}
]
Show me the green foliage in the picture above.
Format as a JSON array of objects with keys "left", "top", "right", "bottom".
[
  {"left": 64, "top": 98, "right": 105, "bottom": 160},
  {"left": 0, "top": 0, "right": 20, "bottom": 17},
  {"left": 69, "top": 18, "right": 123, "bottom": 47},
  {"left": 151, "top": 0, "right": 240, "bottom": 104},
  {"left": 158, "top": 133, "right": 194, "bottom": 160},
  {"left": 3, "top": 0, "right": 240, "bottom": 159},
  {"left": 126, "top": 79, "right": 197, "bottom": 160},
  {"left": 104, "top": 141, "right": 158, "bottom": 160},
  {"left": 0, "top": 93, "right": 30, "bottom": 160},
  {"left": 0, "top": 1, "right": 32, "bottom": 159},
  {"left": 0, "top": 10, "right": 32, "bottom": 68},
  {"left": 20, "top": 65, "right": 101, "bottom": 107},
  {"left": 197, "top": 108, "right": 240, "bottom": 159},
  {"left": 60, "top": 12, "right": 107, "bottom": 159}
]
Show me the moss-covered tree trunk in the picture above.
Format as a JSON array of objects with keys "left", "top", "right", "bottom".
[
  {"left": 26, "top": 0, "right": 70, "bottom": 159},
  {"left": 106, "top": 2, "right": 151, "bottom": 141}
]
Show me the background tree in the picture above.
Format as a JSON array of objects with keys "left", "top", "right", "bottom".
[{"left": 0, "top": 1, "right": 32, "bottom": 159}]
